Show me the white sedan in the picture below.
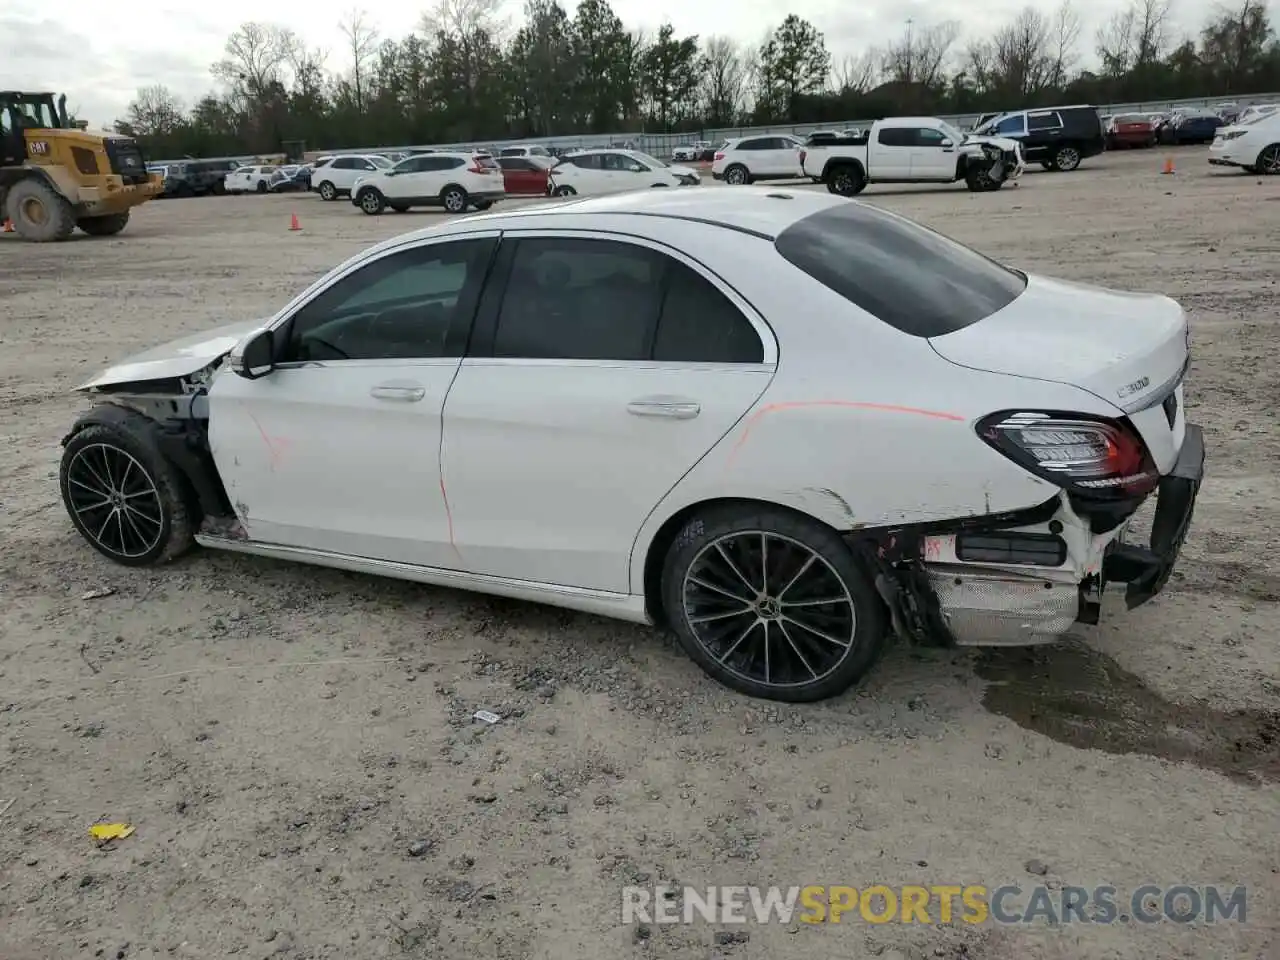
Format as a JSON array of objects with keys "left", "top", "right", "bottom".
[
  {"left": 57, "top": 189, "right": 1203, "bottom": 702},
  {"left": 223, "top": 165, "right": 278, "bottom": 194},
  {"left": 547, "top": 148, "right": 701, "bottom": 197}
]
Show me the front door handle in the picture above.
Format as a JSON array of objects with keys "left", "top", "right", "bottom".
[
  {"left": 627, "top": 396, "right": 701, "bottom": 419},
  {"left": 370, "top": 383, "right": 426, "bottom": 402}
]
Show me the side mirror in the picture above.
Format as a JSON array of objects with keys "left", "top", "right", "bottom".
[
  {"left": 939, "top": 138, "right": 954, "bottom": 147},
  {"left": 229, "top": 328, "right": 275, "bottom": 380}
]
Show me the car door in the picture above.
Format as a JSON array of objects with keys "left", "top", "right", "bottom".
[
  {"left": 206, "top": 234, "right": 499, "bottom": 568},
  {"left": 1023, "top": 111, "right": 1062, "bottom": 161},
  {"left": 228, "top": 166, "right": 251, "bottom": 191},
  {"left": 908, "top": 126, "right": 955, "bottom": 179},
  {"left": 439, "top": 231, "right": 776, "bottom": 593},
  {"left": 765, "top": 136, "right": 803, "bottom": 176},
  {"left": 381, "top": 155, "right": 433, "bottom": 199},
  {"left": 871, "top": 127, "right": 912, "bottom": 178},
  {"left": 601, "top": 152, "right": 647, "bottom": 191},
  {"left": 498, "top": 157, "right": 542, "bottom": 195}
]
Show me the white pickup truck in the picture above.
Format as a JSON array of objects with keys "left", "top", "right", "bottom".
[{"left": 799, "top": 117, "right": 1025, "bottom": 196}]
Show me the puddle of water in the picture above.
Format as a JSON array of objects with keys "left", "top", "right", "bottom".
[{"left": 975, "top": 641, "right": 1279, "bottom": 784}]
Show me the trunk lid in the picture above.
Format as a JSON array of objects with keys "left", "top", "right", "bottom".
[{"left": 929, "top": 274, "right": 1190, "bottom": 471}]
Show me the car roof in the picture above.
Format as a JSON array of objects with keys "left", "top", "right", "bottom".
[{"left": 364, "top": 188, "right": 848, "bottom": 260}]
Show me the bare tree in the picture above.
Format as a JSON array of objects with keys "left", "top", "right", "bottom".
[
  {"left": 832, "top": 48, "right": 881, "bottom": 94},
  {"left": 340, "top": 9, "right": 380, "bottom": 111},
  {"left": 122, "top": 85, "right": 185, "bottom": 138},
  {"left": 211, "top": 23, "right": 299, "bottom": 102},
  {"left": 701, "top": 36, "right": 747, "bottom": 125},
  {"left": 1048, "top": 0, "right": 1082, "bottom": 87},
  {"left": 883, "top": 20, "right": 960, "bottom": 88},
  {"left": 1097, "top": 0, "right": 1170, "bottom": 75},
  {"left": 421, "top": 0, "right": 507, "bottom": 44}
]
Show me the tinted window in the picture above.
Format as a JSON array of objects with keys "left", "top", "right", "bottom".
[
  {"left": 994, "top": 115, "right": 1025, "bottom": 135},
  {"left": 569, "top": 154, "right": 600, "bottom": 169},
  {"left": 492, "top": 238, "right": 665, "bottom": 360},
  {"left": 313, "top": 158, "right": 332, "bottom": 169},
  {"left": 653, "top": 263, "right": 763, "bottom": 364},
  {"left": 281, "top": 239, "right": 494, "bottom": 362},
  {"left": 603, "top": 153, "right": 643, "bottom": 172},
  {"left": 737, "top": 139, "right": 768, "bottom": 151},
  {"left": 914, "top": 127, "right": 946, "bottom": 145},
  {"left": 877, "top": 127, "right": 911, "bottom": 147},
  {"left": 498, "top": 157, "right": 532, "bottom": 171},
  {"left": 773, "top": 203, "right": 1027, "bottom": 337},
  {"left": 1027, "top": 112, "right": 1062, "bottom": 131}
]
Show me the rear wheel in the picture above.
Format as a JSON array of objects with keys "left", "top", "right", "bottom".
[
  {"left": 1052, "top": 145, "right": 1082, "bottom": 171},
  {"left": 5, "top": 177, "right": 75, "bottom": 242},
  {"left": 553, "top": 185, "right": 576, "bottom": 197},
  {"left": 77, "top": 212, "right": 130, "bottom": 236},
  {"left": 318, "top": 181, "right": 337, "bottom": 201},
  {"left": 661, "top": 505, "right": 886, "bottom": 702},
  {"left": 1257, "top": 143, "right": 1280, "bottom": 175},
  {"left": 724, "top": 164, "right": 749, "bottom": 185},
  {"left": 441, "top": 186, "right": 468, "bottom": 213},
  {"left": 826, "top": 164, "right": 865, "bottom": 196},
  {"left": 60, "top": 418, "right": 195, "bottom": 567}
]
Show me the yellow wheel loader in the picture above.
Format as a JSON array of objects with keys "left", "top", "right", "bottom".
[{"left": 1, "top": 91, "right": 163, "bottom": 242}]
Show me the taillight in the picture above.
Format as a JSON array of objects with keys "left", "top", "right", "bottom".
[
  {"left": 978, "top": 412, "right": 1158, "bottom": 499},
  {"left": 714, "top": 152, "right": 725, "bottom": 161}
]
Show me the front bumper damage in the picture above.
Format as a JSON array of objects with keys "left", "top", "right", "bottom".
[{"left": 852, "top": 424, "right": 1204, "bottom": 648}]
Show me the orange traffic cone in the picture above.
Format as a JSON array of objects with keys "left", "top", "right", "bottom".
[
  {"left": 2, "top": 219, "right": 13, "bottom": 233},
  {"left": 1161, "top": 156, "right": 1175, "bottom": 175},
  {"left": 289, "top": 213, "right": 301, "bottom": 231}
]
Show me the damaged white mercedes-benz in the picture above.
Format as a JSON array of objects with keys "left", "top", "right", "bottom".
[{"left": 58, "top": 188, "right": 1204, "bottom": 702}]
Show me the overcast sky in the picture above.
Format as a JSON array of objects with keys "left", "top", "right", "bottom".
[{"left": 0, "top": 0, "right": 1232, "bottom": 126}]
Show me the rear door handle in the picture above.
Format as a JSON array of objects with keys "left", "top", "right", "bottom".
[
  {"left": 370, "top": 382, "right": 426, "bottom": 402},
  {"left": 627, "top": 396, "right": 701, "bottom": 419}
]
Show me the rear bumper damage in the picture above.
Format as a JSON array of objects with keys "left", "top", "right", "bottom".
[{"left": 852, "top": 424, "right": 1204, "bottom": 648}]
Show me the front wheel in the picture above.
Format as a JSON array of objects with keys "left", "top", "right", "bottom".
[
  {"left": 60, "top": 417, "right": 195, "bottom": 566},
  {"left": 5, "top": 177, "right": 75, "bottom": 241},
  {"left": 723, "top": 164, "right": 749, "bottom": 185},
  {"left": 441, "top": 186, "right": 468, "bottom": 213},
  {"left": 1256, "top": 143, "right": 1280, "bottom": 175},
  {"left": 553, "top": 185, "right": 576, "bottom": 197},
  {"left": 77, "top": 212, "right": 130, "bottom": 236},
  {"left": 660, "top": 505, "right": 887, "bottom": 702},
  {"left": 357, "top": 188, "right": 386, "bottom": 215}
]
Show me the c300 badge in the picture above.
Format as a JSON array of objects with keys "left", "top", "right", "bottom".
[{"left": 1117, "top": 376, "right": 1150, "bottom": 399}]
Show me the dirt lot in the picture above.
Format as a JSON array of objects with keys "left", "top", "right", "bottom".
[{"left": 1, "top": 147, "right": 1277, "bottom": 960}]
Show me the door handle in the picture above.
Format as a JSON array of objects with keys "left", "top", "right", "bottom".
[
  {"left": 627, "top": 396, "right": 701, "bottom": 419},
  {"left": 370, "top": 383, "right": 426, "bottom": 402}
]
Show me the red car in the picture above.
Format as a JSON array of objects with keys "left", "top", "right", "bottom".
[
  {"left": 1107, "top": 114, "right": 1157, "bottom": 149},
  {"left": 496, "top": 156, "right": 551, "bottom": 195}
]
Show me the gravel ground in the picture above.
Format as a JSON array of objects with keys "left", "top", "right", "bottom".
[{"left": 1, "top": 147, "right": 1277, "bottom": 960}]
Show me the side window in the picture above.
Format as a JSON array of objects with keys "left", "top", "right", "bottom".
[
  {"left": 334, "top": 157, "right": 356, "bottom": 170},
  {"left": 914, "top": 128, "right": 946, "bottom": 146},
  {"left": 358, "top": 159, "right": 376, "bottom": 170},
  {"left": 738, "top": 139, "right": 765, "bottom": 151},
  {"left": 653, "top": 262, "right": 764, "bottom": 364},
  {"left": 280, "top": 239, "right": 494, "bottom": 363},
  {"left": 1027, "top": 112, "right": 1062, "bottom": 131},
  {"left": 491, "top": 238, "right": 665, "bottom": 361},
  {"left": 572, "top": 154, "right": 601, "bottom": 170},
  {"left": 877, "top": 127, "right": 911, "bottom": 147},
  {"left": 994, "top": 115, "right": 1026, "bottom": 135}
]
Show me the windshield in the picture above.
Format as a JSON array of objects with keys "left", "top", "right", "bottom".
[
  {"left": 634, "top": 151, "right": 668, "bottom": 168},
  {"left": 370, "top": 156, "right": 392, "bottom": 169},
  {"left": 7, "top": 94, "right": 63, "bottom": 129}
]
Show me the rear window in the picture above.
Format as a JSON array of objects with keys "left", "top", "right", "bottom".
[{"left": 773, "top": 202, "right": 1027, "bottom": 338}]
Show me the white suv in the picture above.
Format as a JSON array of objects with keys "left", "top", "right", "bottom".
[
  {"left": 1209, "top": 112, "right": 1280, "bottom": 174},
  {"left": 223, "top": 165, "right": 278, "bottom": 194},
  {"left": 711, "top": 135, "right": 805, "bottom": 185},
  {"left": 350, "top": 151, "right": 505, "bottom": 215},
  {"left": 547, "top": 148, "right": 700, "bottom": 197},
  {"left": 311, "top": 154, "right": 394, "bottom": 200}
]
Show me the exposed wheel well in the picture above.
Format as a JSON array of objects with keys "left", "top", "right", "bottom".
[{"left": 641, "top": 496, "right": 833, "bottom": 628}]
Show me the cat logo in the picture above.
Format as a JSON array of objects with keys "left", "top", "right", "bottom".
[{"left": 28, "top": 140, "right": 49, "bottom": 156}]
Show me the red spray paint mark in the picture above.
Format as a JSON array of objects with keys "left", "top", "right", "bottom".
[
  {"left": 724, "top": 400, "right": 965, "bottom": 471},
  {"left": 246, "top": 412, "right": 293, "bottom": 471}
]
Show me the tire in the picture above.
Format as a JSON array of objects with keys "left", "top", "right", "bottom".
[
  {"left": 660, "top": 505, "right": 887, "bottom": 702},
  {"left": 553, "top": 185, "right": 576, "bottom": 197},
  {"left": 357, "top": 188, "right": 386, "bottom": 215},
  {"left": 255, "top": 180, "right": 268, "bottom": 194},
  {"left": 76, "top": 212, "right": 130, "bottom": 236},
  {"left": 650, "top": 183, "right": 669, "bottom": 188},
  {"left": 1053, "top": 145, "right": 1082, "bottom": 171},
  {"left": 825, "top": 164, "right": 865, "bottom": 196},
  {"left": 59, "top": 417, "right": 195, "bottom": 567},
  {"left": 1256, "top": 143, "right": 1280, "bottom": 175},
  {"left": 472, "top": 199, "right": 493, "bottom": 210},
  {"left": 724, "top": 164, "right": 749, "bottom": 185},
  {"left": 5, "top": 177, "right": 75, "bottom": 242},
  {"left": 318, "top": 181, "right": 337, "bottom": 201},
  {"left": 966, "top": 170, "right": 1002, "bottom": 192},
  {"left": 441, "top": 186, "right": 468, "bottom": 213},
  {"left": 1040, "top": 161, "right": 1054, "bottom": 170},
  {"left": 211, "top": 181, "right": 226, "bottom": 196}
]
